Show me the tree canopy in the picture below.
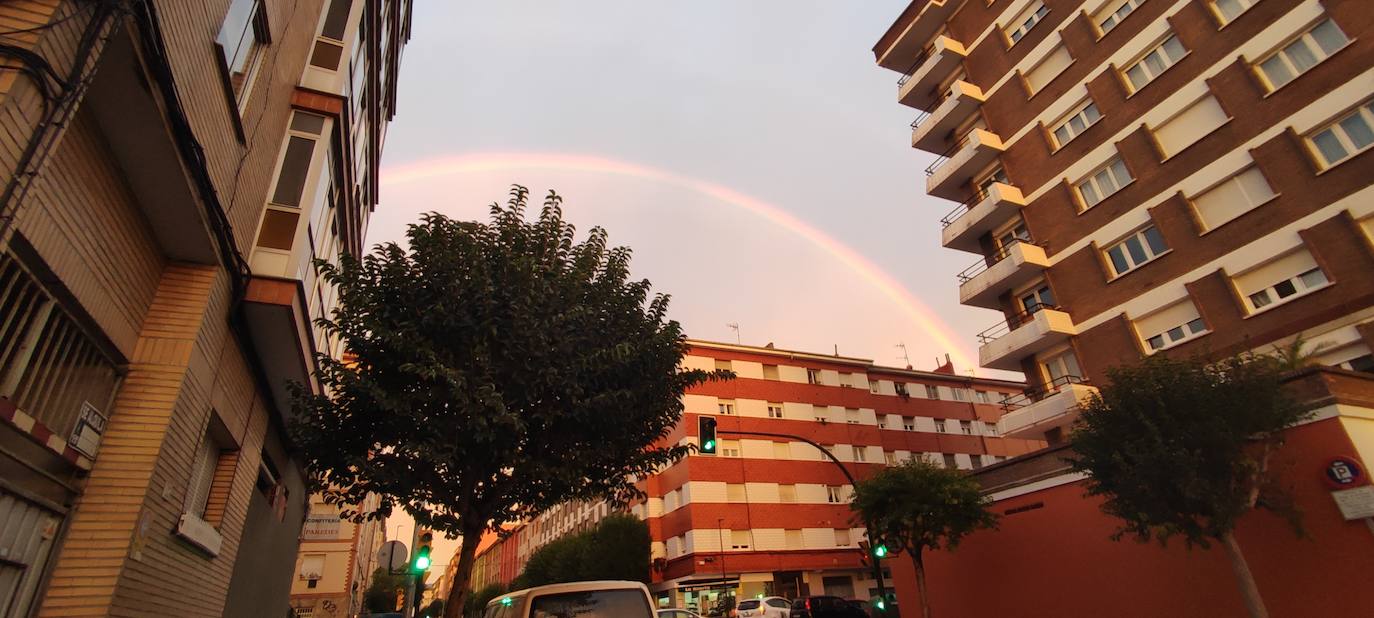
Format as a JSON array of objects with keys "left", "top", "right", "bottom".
[
  {"left": 290, "top": 187, "right": 724, "bottom": 618},
  {"left": 513, "top": 513, "right": 651, "bottom": 589}
]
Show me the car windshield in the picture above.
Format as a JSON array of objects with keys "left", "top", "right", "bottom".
[
  {"left": 737, "top": 600, "right": 760, "bottom": 610},
  {"left": 483, "top": 596, "right": 524, "bottom": 618},
  {"left": 530, "top": 589, "right": 654, "bottom": 618}
]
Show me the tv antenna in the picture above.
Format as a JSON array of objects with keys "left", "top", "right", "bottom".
[
  {"left": 726, "top": 323, "right": 740, "bottom": 344},
  {"left": 895, "top": 343, "right": 912, "bottom": 369}
]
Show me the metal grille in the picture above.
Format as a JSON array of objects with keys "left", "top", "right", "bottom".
[
  {"left": 0, "top": 254, "right": 119, "bottom": 442},
  {"left": 0, "top": 490, "right": 62, "bottom": 618}
]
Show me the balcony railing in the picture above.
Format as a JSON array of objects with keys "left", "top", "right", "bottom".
[
  {"left": 976, "top": 303, "right": 1056, "bottom": 344},
  {"left": 924, "top": 131, "right": 974, "bottom": 176},
  {"left": 999, "top": 374, "right": 1089, "bottom": 413},
  {"left": 956, "top": 237, "right": 1033, "bottom": 283},
  {"left": 910, "top": 87, "right": 958, "bottom": 131},
  {"left": 896, "top": 45, "right": 935, "bottom": 87},
  {"left": 939, "top": 188, "right": 990, "bottom": 228}
]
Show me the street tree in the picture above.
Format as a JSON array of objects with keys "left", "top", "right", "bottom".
[
  {"left": 290, "top": 187, "right": 724, "bottom": 618},
  {"left": 1068, "top": 353, "right": 1309, "bottom": 618},
  {"left": 515, "top": 513, "right": 651, "bottom": 587},
  {"left": 850, "top": 459, "right": 997, "bottom": 618},
  {"left": 363, "top": 566, "right": 409, "bottom": 612}
]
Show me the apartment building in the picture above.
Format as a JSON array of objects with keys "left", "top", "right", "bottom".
[
  {"left": 640, "top": 341, "right": 1034, "bottom": 611},
  {"left": 871, "top": 0, "right": 1374, "bottom": 614},
  {"left": 289, "top": 494, "right": 386, "bottom": 618},
  {"left": 878, "top": 0, "right": 1373, "bottom": 443},
  {"left": 0, "top": 1, "right": 410, "bottom": 616}
]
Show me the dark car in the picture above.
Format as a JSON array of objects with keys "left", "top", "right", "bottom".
[{"left": 788, "top": 596, "right": 867, "bottom": 618}]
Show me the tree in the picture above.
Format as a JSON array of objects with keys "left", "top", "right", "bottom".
[
  {"left": 850, "top": 459, "right": 997, "bottom": 618},
  {"left": 464, "top": 583, "right": 508, "bottom": 618},
  {"left": 420, "top": 599, "right": 445, "bottom": 618},
  {"left": 363, "top": 567, "right": 409, "bottom": 612},
  {"left": 1068, "top": 353, "right": 1309, "bottom": 618},
  {"left": 515, "top": 513, "right": 651, "bottom": 587},
  {"left": 290, "top": 187, "right": 725, "bottom": 618}
]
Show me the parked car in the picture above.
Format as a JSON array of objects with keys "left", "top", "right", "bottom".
[
  {"left": 658, "top": 610, "right": 704, "bottom": 618},
  {"left": 482, "top": 580, "right": 656, "bottom": 618},
  {"left": 788, "top": 595, "right": 867, "bottom": 618},
  {"left": 735, "top": 596, "right": 792, "bottom": 617}
]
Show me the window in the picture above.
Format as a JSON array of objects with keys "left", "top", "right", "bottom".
[
  {"left": 807, "top": 369, "right": 822, "bottom": 385},
  {"left": 1042, "top": 349, "right": 1082, "bottom": 383},
  {"left": 1076, "top": 156, "right": 1133, "bottom": 208},
  {"left": 1096, "top": 0, "right": 1141, "bottom": 33},
  {"left": 934, "top": 419, "right": 947, "bottom": 433},
  {"left": 995, "top": 220, "right": 1032, "bottom": 250},
  {"left": 1189, "top": 166, "right": 1276, "bottom": 230},
  {"left": 773, "top": 442, "right": 791, "bottom": 458},
  {"left": 976, "top": 167, "right": 1010, "bottom": 196},
  {"left": 1123, "top": 35, "right": 1186, "bottom": 92},
  {"left": 854, "top": 448, "right": 867, "bottom": 463},
  {"left": 186, "top": 431, "right": 228, "bottom": 520},
  {"left": 785, "top": 529, "right": 803, "bottom": 550},
  {"left": 885, "top": 452, "right": 898, "bottom": 466},
  {"left": 903, "top": 418, "right": 915, "bottom": 431},
  {"left": 1247, "top": 268, "right": 1328, "bottom": 311},
  {"left": 295, "top": 608, "right": 315, "bottom": 618},
  {"left": 985, "top": 422, "right": 998, "bottom": 436},
  {"left": 975, "top": 390, "right": 990, "bottom": 404},
  {"left": 767, "top": 403, "right": 784, "bottom": 419},
  {"left": 1256, "top": 19, "right": 1348, "bottom": 91},
  {"left": 839, "top": 372, "right": 855, "bottom": 387},
  {"left": 309, "top": 0, "right": 351, "bottom": 69},
  {"left": 1105, "top": 226, "right": 1169, "bottom": 276},
  {"left": 812, "top": 405, "right": 828, "bottom": 421},
  {"left": 925, "top": 385, "right": 940, "bottom": 399},
  {"left": 877, "top": 420, "right": 886, "bottom": 429},
  {"left": 960, "top": 421, "right": 973, "bottom": 435},
  {"left": 942, "top": 454, "right": 958, "bottom": 469},
  {"left": 726, "top": 484, "right": 746, "bottom": 502},
  {"left": 720, "top": 440, "right": 741, "bottom": 458},
  {"left": 1024, "top": 43, "right": 1073, "bottom": 95},
  {"left": 1211, "top": 0, "right": 1258, "bottom": 24},
  {"left": 894, "top": 382, "right": 910, "bottom": 397},
  {"left": 1152, "top": 95, "right": 1229, "bottom": 158},
  {"left": 730, "top": 530, "right": 752, "bottom": 550},
  {"left": 1343, "top": 354, "right": 1374, "bottom": 374},
  {"left": 718, "top": 401, "right": 735, "bottom": 415},
  {"left": 845, "top": 408, "right": 861, "bottom": 425},
  {"left": 1020, "top": 284, "right": 1056, "bottom": 313},
  {"left": 951, "top": 388, "right": 969, "bottom": 402},
  {"left": 779, "top": 484, "right": 797, "bottom": 503},
  {"left": 299, "top": 554, "right": 325, "bottom": 581},
  {"left": 1135, "top": 300, "right": 1208, "bottom": 352},
  {"left": 971, "top": 455, "right": 985, "bottom": 470},
  {"left": 1051, "top": 100, "right": 1102, "bottom": 148},
  {"left": 1307, "top": 100, "right": 1374, "bottom": 169},
  {"left": 714, "top": 359, "right": 733, "bottom": 372},
  {"left": 1005, "top": 1, "right": 1048, "bottom": 44},
  {"left": 763, "top": 364, "right": 780, "bottom": 380},
  {"left": 868, "top": 380, "right": 880, "bottom": 394},
  {"left": 216, "top": 0, "right": 269, "bottom": 106},
  {"left": 826, "top": 485, "right": 844, "bottom": 503},
  {"left": 834, "top": 529, "right": 851, "bottom": 547}
]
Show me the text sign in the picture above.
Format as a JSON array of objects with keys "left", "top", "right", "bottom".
[
  {"left": 1331, "top": 485, "right": 1374, "bottom": 521},
  {"left": 68, "top": 401, "right": 108, "bottom": 458}
]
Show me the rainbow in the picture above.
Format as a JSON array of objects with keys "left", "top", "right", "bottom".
[{"left": 381, "top": 152, "right": 977, "bottom": 372}]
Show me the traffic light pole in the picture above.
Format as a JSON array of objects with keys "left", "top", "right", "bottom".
[{"left": 715, "top": 428, "right": 890, "bottom": 616}]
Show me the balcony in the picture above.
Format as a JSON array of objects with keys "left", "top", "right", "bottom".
[
  {"left": 875, "top": 0, "right": 966, "bottom": 72},
  {"left": 940, "top": 182, "right": 1026, "bottom": 253},
  {"left": 911, "top": 81, "right": 985, "bottom": 153},
  {"left": 897, "top": 36, "right": 968, "bottom": 111},
  {"left": 239, "top": 276, "right": 322, "bottom": 421},
  {"left": 977, "top": 306, "right": 1077, "bottom": 371},
  {"left": 997, "top": 377, "right": 1097, "bottom": 439},
  {"left": 957, "top": 239, "right": 1049, "bottom": 309},
  {"left": 925, "top": 128, "right": 1005, "bottom": 200}
]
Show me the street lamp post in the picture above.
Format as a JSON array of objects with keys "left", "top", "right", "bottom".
[
  {"left": 717, "top": 428, "right": 890, "bottom": 616},
  {"left": 717, "top": 518, "right": 728, "bottom": 612}
]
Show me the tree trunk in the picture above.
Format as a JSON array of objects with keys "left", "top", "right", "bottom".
[
  {"left": 911, "top": 552, "right": 932, "bottom": 618},
  {"left": 442, "top": 526, "right": 485, "bottom": 618},
  {"left": 1220, "top": 530, "right": 1269, "bottom": 618}
]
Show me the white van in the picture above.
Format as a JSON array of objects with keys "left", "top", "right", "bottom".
[{"left": 482, "top": 580, "right": 656, "bottom": 618}]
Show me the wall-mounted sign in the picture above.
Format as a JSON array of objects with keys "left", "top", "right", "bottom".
[
  {"left": 1324, "top": 456, "right": 1364, "bottom": 489},
  {"left": 1331, "top": 486, "right": 1374, "bottom": 521},
  {"left": 68, "top": 401, "right": 107, "bottom": 458}
]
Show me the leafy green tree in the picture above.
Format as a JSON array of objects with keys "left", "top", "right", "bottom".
[
  {"left": 291, "top": 187, "right": 725, "bottom": 618},
  {"left": 1069, "top": 353, "right": 1309, "bottom": 618},
  {"left": 464, "top": 583, "right": 508, "bottom": 618},
  {"left": 363, "top": 566, "right": 409, "bottom": 612},
  {"left": 515, "top": 513, "right": 651, "bottom": 587},
  {"left": 419, "top": 599, "right": 445, "bottom": 618},
  {"left": 850, "top": 459, "right": 997, "bottom": 618}
]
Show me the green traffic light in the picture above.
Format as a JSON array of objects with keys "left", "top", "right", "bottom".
[
  {"left": 414, "top": 554, "right": 431, "bottom": 570},
  {"left": 875, "top": 598, "right": 887, "bottom": 610},
  {"left": 873, "top": 544, "right": 888, "bottom": 558},
  {"left": 703, "top": 439, "right": 716, "bottom": 450}
]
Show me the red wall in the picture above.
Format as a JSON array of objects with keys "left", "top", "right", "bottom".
[{"left": 886, "top": 417, "right": 1374, "bottom": 617}]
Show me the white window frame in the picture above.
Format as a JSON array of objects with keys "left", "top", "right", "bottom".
[
  {"left": 806, "top": 369, "right": 821, "bottom": 385},
  {"left": 215, "top": 0, "right": 269, "bottom": 110},
  {"left": 721, "top": 441, "right": 742, "bottom": 458},
  {"left": 1075, "top": 156, "right": 1134, "bottom": 209},
  {"left": 717, "top": 401, "right": 735, "bottom": 415},
  {"left": 1050, "top": 99, "right": 1102, "bottom": 149},
  {"left": 868, "top": 380, "right": 880, "bottom": 394},
  {"left": 1104, "top": 225, "right": 1170, "bottom": 277},
  {"left": 959, "top": 421, "right": 973, "bottom": 435},
  {"left": 925, "top": 385, "right": 940, "bottom": 399},
  {"left": 1188, "top": 165, "right": 1278, "bottom": 231},
  {"left": 975, "top": 390, "right": 990, "bottom": 404},
  {"left": 1210, "top": 0, "right": 1259, "bottom": 25},
  {"left": 934, "top": 419, "right": 947, "bottom": 433},
  {"left": 1122, "top": 34, "right": 1187, "bottom": 93},
  {"left": 985, "top": 422, "right": 998, "bottom": 436},
  {"left": 902, "top": 419, "right": 915, "bottom": 431},
  {"left": 826, "top": 485, "right": 844, "bottom": 503},
  {"left": 1254, "top": 19, "right": 1349, "bottom": 92},
  {"left": 854, "top": 448, "right": 867, "bottom": 463},
  {"left": 1005, "top": 1, "right": 1049, "bottom": 45},
  {"left": 767, "top": 403, "right": 784, "bottom": 419},
  {"left": 1306, "top": 100, "right": 1374, "bottom": 169},
  {"left": 1244, "top": 267, "right": 1330, "bottom": 314},
  {"left": 1144, "top": 317, "right": 1209, "bottom": 352},
  {"left": 1096, "top": 0, "right": 1142, "bottom": 35}
]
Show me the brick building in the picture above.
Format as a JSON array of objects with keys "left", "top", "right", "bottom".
[
  {"left": 0, "top": 1, "right": 409, "bottom": 616},
  {"left": 872, "top": 0, "right": 1374, "bottom": 614},
  {"left": 878, "top": 0, "right": 1373, "bottom": 444},
  {"left": 289, "top": 494, "right": 387, "bottom": 618}
]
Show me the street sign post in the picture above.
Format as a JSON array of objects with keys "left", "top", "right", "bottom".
[{"left": 378, "top": 540, "right": 410, "bottom": 574}]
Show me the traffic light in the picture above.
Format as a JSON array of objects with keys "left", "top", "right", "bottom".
[
  {"left": 698, "top": 416, "right": 718, "bottom": 454},
  {"left": 413, "top": 530, "right": 433, "bottom": 572},
  {"left": 872, "top": 543, "right": 889, "bottom": 559}
]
